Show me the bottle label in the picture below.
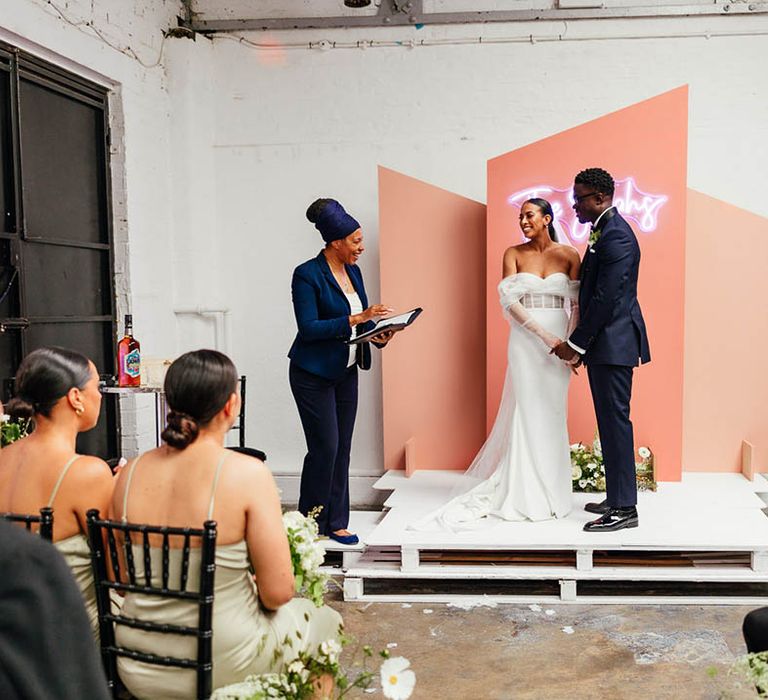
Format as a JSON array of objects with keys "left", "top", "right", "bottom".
[{"left": 124, "top": 349, "right": 141, "bottom": 378}]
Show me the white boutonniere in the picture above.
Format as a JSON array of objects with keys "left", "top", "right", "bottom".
[{"left": 588, "top": 227, "right": 602, "bottom": 247}]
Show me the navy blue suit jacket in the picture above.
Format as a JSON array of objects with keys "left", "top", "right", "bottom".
[
  {"left": 288, "top": 252, "right": 376, "bottom": 381},
  {"left": 569, "top": 209, "right": 651, "bottom": 367}
]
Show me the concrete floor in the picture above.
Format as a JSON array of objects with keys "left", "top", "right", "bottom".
[{"left": 330, "top": 598, "right": 760, "bottom": 699}]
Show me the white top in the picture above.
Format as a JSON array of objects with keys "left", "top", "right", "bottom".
[{"left": 346, "top": 291, "right": 363, "bottom": 367}]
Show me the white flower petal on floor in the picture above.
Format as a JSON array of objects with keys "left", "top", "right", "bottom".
[
  {"left": 545, "top": 609, "right": 556, "bottom": 616},
  {"left": 528, "top": 604, "right": 542, "bottom": 612},
  {"left": 380, "top": 656, "right": 416, "bottom": 700},
  {"left": 562, "top": 626, "right": 575, "bottom": 634}
]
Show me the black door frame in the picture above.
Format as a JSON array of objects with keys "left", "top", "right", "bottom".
[{"left": 0, "top": 39, "right": 119, "bottom": 458}]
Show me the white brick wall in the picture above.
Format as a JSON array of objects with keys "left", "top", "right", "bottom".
[
  {"left": 3, "top": 2, "right": 767, "bottom": 501},
  {"left": 191, "top": 18, "right": 768, "bottom": 488}
]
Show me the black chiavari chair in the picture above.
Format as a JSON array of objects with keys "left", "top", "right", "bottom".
[
  {"left": 86, "top": 509, "right": 217, "bottom": 700},
  {"left": 0, "top": 506, "right": 54, "bottom": 541}
]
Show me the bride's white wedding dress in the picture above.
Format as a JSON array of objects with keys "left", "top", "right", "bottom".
[{"left": 412, "top": 272, "right": 580, "bottom": 529}]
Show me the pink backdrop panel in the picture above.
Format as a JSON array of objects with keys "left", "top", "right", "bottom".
[
  {"left": 486, "top": 87, "right": 688, "bottom": 481},
  {"left": 379, "top": 166, "right": 487, "bottom": 471},
  {"left": 683, "top": 189, "right": 768, "bottom": 473}
]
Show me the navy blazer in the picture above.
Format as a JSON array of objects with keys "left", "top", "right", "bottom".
[
  {"left": 569, "top": 209, "right": 651, "bottom": 367},
  {"left": 288, "top": 252, "right": 376, "bottom": 381}
]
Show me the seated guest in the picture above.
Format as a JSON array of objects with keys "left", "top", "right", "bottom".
[
  {"left": 744, "top": 607, "right": 768, "bottom": 653},
  {"left": 0, "top": 521, "right": 110, "bottom": 699},
  {"left": 111, "top": 349, "right": 342, "bottom": 699},
  {"left": 0, "top": 347, "right": 114, "bottom": 634}
]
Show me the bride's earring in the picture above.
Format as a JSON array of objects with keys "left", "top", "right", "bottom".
[{"left": 75, "top": 406, "right": 84, "bottom": 416}]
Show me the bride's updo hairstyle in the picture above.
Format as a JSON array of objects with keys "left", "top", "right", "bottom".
[
  {"left": 161, "top": 349, "right": 238, "bottom": 450},
  {"left": 7, "top": 347, "right": 92, "bottom": 421},
  {"left": 524, "top": 198, "right": 557, "bottom": 242}
]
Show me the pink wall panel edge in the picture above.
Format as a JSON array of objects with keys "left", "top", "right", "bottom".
[
  {"left": 683, "top": 189, "right": 768, "bottom": 472},
  {"left": 379, "top": 167, "right": 487, "bottom": 471}
]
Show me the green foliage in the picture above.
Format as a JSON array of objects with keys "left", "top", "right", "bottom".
[{"left": 0, "top": 417, "right": 30, "bottom": 447}]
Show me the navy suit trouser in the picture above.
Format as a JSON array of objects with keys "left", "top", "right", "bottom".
[
  {"left": 289, "top": 362, "right": 358, "bottom": 534},
  {"left": 587, "top": 364, "right": 637, "bottom": 508}
]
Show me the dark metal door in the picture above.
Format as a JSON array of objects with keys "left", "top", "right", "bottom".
[{"left": 0, "top": 43, "right": 117, "bottom": 458}]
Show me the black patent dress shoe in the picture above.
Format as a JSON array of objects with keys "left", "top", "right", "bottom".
[
  {"left": 583, "top": 507, "right": 639, "bottom": 532},
  {"left": 584, "top": 499, "right": 610, "bottom": 514}
]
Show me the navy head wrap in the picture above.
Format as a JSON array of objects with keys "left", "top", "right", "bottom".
[{"left": 310, "top": 199, "right": 360, "bottom": 243}]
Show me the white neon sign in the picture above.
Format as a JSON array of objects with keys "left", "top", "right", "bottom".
[{"left": 507, "top": 177, "right": 668, "bottom": 244}]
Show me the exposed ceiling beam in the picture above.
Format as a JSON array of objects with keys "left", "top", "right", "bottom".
[{"left": 185, "top": 1, "right": 768, "bottom": 33}]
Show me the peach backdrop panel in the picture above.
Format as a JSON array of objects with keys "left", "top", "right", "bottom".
[
  {"left": 683, "top": 190, "right": 768, "bottom": 473},
  {"left": 486, "top": 87, "right": 688, "bottom": 481},
  {"left": 379, "top": 167, "right": 487, "bottom": 472}
]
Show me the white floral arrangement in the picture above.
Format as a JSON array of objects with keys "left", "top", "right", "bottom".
[
  {"left": 571, "top": 433, "right": 656, "bottom": 492},
  {"left": 282, "top": 509, "right": 329, "bottom": 608},
  {"left": 212, "top": 509, "right": 416, "bottom": 700},
  {"left": 211, "top": 637, "right": 415, "bottom": 700}
]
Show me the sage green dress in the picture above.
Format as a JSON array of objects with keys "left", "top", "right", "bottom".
[
  {"left": 49, "top": 456, "right": 99, "bottom": 635},
  {"left": 115, "top": 453, "right": 342, "bottom": 700}
]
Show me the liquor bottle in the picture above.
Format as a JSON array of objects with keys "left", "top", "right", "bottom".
[{"left": 117, "top": 314, "right": 141, "bottom": 387}]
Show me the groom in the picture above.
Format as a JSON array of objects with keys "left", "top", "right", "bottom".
[{"left": 552, "top": 167, "right": 651, "bottom": 532}]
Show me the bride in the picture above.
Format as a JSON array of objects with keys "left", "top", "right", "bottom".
[{"left": 413, "top": 198, "right": 581, "bottom": 529}]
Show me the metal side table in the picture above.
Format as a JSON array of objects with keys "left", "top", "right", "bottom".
[{"left": 101, "top": 386, "right": 168, "bottom": 448}]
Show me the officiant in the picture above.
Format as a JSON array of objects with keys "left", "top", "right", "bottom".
[{"left": 288, "top": 198, "right": 396, "bottom": 545}]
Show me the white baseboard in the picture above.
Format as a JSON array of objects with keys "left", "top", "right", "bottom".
[{"left": 274, "top": 474, "right": 388, "bottom": 509}]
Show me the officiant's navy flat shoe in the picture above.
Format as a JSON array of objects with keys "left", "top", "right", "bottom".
[
  {"left": 329, "top": 532, "right": 359, "bottom": 545},
  {"left": 583, "top": 507, "right": 638, "bottom": 532}
]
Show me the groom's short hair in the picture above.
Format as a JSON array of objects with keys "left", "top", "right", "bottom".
[{"left": 575, "top": 168, "right": 615, "bottom": 197}]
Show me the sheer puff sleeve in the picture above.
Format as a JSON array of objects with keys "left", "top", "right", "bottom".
[{"left": 497, "top": 276, "right": 562, "bottom": 350}]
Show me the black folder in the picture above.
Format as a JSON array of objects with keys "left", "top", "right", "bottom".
[{"left": 347, "top": 307, "right": 423, "bottom": 344}]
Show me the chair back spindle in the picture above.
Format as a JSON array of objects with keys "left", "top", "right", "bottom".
[
  {"left": 86, "top": 509, "right": 218, "bottom": 700},
  {"left": 0, "top": 506, "right": 54, "bottom": 541}
]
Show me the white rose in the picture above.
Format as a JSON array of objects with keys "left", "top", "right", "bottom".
[
  {"left": 638, "top": 446, "right": 651, "bottom": 459},
  {"left": 571, "top": 465, "right": 582, "bottom": 480}
]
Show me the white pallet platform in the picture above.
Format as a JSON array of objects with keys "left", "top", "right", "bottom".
[
  {"left": 339, "top": 471, "right": 768, "bottom": 604},
  {"left": 320, "top": 510, "right": 384, "bottom": 569}
]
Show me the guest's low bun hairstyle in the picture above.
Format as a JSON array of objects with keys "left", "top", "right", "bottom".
[
  {"left": 8, "top": 347, "right": 92, "bottom": 420},
  {"left": 6, "top": 396, "right": 35, "bottom": 421},
  {"left": 162, "top": 411, "right": 200, "bottom": 450},
  {"left": 525, "top": 197, "right": 558, "bottom": 242},
  {"left": 161, "top": 349, "right": 238, "bottom": 450}
]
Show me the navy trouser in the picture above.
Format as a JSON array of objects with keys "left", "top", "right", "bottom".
[
  {"left": 289, "top": 362, "right": 358, "bottom": 534},
  {"left": 587, "top": 364, "right": 637, "bottom": 508}
]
